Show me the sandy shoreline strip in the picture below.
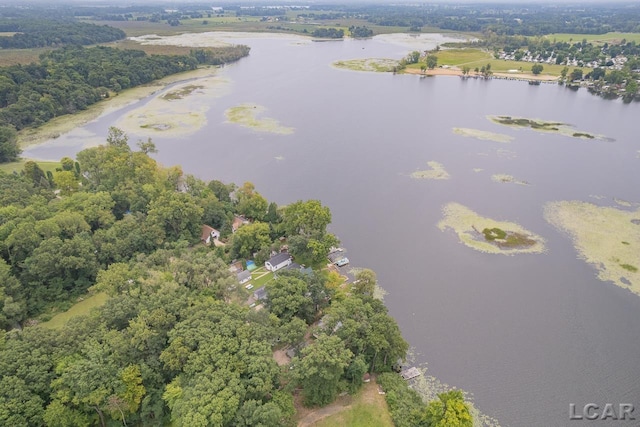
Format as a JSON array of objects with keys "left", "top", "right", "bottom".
[
  {"left": 17, "top": 66, "right": 220, "bottom": 148},
  {"left": 404, "top": 67, "right": 559, "bottom": 82}
]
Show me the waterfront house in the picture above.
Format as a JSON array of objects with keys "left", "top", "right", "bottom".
[{"left": 265, "top": 252, "right": 292, "bottom": 272}]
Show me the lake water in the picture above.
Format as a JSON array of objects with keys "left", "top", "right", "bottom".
[{"left": 25, "top": 33, "right": 640, "bottom": 426}]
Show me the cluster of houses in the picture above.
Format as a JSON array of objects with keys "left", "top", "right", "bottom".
[{"left": 498, "top": 50, "right": 630, "bottom": 71}]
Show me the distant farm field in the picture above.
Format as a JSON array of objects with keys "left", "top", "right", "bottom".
[{"left": 544, "top": 32, "right": 640, "bottom": 45}]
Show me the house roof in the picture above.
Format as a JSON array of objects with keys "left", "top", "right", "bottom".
[
  {"left": 268, "top": 252, "right": 292, "bottom": 266},
  {"left": 237, "top": 270, "right": 252, "bottom": 282},
  {"left": 254, "top": 286, "right": 267, "bottom": 300},
  {"left": 201, "top": 225, "right": 216, "bottom": 241},
  {"left": 285, "top": 262, "right": 302, "bottom": 271}
]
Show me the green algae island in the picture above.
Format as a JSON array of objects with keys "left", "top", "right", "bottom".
[
  {"left": 411, "top": 161, "right": 450, "bottom": 180},
  {"left": 544, "top": 201, "right": 640, "bottom": 295},
  {"left": 438, "top": 203, "right": 546, "bottom": 255},
  {"left": 225, "top": 103, "right": 294, "bottom": 134},
  {"left": 488, "top": 115, "right": 610, "bottom": 141},
  {"left": 453, "top": 127, "right": 513, "bottom": 143},
  {"left": 332, "top": 58, "right": 399, "bottom": 72}
]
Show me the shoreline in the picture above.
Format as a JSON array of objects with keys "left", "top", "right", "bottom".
[
  {"left": 16, "top": 66, "right": 221, "bottom": 149},
  {"left": 404, "top": 66, "right": 559, "bottom": 82}
]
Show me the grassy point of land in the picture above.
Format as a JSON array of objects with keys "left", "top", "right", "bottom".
[{"left": 40, "top": 292, "right": 109, "bottom": 329}]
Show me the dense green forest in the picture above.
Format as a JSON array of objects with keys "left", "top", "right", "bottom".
[
  {"left": 0, "top": 20, "right": 125, "bottom": 49},
  {"left": 0, "top": 129, "right": 472, "bottom": 426}
]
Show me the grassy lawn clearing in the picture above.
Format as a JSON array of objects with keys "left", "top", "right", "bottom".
[
  {"left": 297, "top": 379, "right": 394, "bottom": 427},
  {"left": 41, "top": 292, "right": 109, "bottom": 329},
  {"left": 251, "top": 268, "right": 275, "bottom": 288},
  {"left": 0, "top": 159, "right": 62, "bottom": 174}
]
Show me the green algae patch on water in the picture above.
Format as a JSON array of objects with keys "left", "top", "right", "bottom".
[
  {"left": 225, "top": 104, "right": 294, "bottom": 135},
  {"left": 453, "top": 127, "right": 514, "bottom": 143},
  {"left": 332, "top": 58, "right": 399, "bottom": 72},
  {"left": 437, "top": 203, "right": 546, "bottom": 255},
  {"left": 544, "top": 201, "right": 640, "bottom": 295},
  {"left": 116, "top": 74, "right": 231, "bottom": 137},
  {"left": 488, "top": 115, "right": 611, "bottom": 141},
  {"left": 411, "top": 161, "right": 450, "bottom": 180},
  {"left": 491, "top": 174, "right": 530, "bottom": 186}
]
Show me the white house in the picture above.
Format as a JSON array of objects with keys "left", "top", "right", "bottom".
[
  {"left": 201, "top": 225, "right": 220, "bottom": 245},
  {"left": 265, "top": 252, "right": 292, "bottom": 272},
  {"left": 236, "top": 270, "right": 252, "bottom": 285}
]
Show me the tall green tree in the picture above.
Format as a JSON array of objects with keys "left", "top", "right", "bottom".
[
  {"left": 296, "top": 334, "right": 353, "bottom": 407},
  {"left": 423, "top": 390, "right": 473, "bottom": 427},
  {"left": 0, "top": 126, "right": 20, "bottom": 163}
]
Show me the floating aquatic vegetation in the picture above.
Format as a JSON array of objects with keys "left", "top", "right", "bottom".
[
  {"left": 225, "top": 104, "right": 294, "bottom": 135},
  {"left": 473, "top": 168, "right": 484, "bottom": 173},
  {"left": 411, "top": 161, "right": 450, "bottom": 180},
  {"left": 116, "top": 75, "right": 231, "bottom": 137},
  {"left": 488, "top": 115, "right": 612, "bottom": 141},
  {"left": 453, "top": 127, "right": 513, "bottom": 143},
  {"left": 409, "top": 365, "right": 502, "bottom": 427},
  {"left": 332, "top": 58, "right": 399, "bottom": 72},
  {"left": 274, "top": 156, "right": 285, "bottom": 161},
  {"left": 544, "top": 201, "right": 640, "bottom": 295},
  {"left": 495, "top": 148, "right": 517, "bottom": 159},
  {"left": 437, "top": 203, "right": 546, "bottom": 255},
  {"left": 491, "top": 174, "right": 530, "bottom": 185},
  {"left": 162, "top": 85, "right": 204, "bottom": 101}
]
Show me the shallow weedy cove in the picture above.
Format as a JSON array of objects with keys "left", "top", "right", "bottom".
[{"left": 544, "top": 201, "right": 640, "bottom": 294}]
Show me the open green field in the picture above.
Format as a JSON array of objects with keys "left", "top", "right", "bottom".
[
  {"left": 251, "top": 268, "right": 275, "bottom": 288},
  {"left": 40, "top": 292, "right": 109, "bottom": 329},
  {"left": 544, "top": 32, "right": 640, "bottom": 45},
  {"left": 408, "top": 48, "right": 584, "bottom": 77},
  {"left": 0, "top": 159, "right": 62, "bottom": 174}
]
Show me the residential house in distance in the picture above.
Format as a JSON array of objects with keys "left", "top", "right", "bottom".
[
  {"left": 237, "top": 270, "right": 252, "bottom": 285},
  {"left": 201, "top": 225, "right": 220, "bottom": 245},
  {"left": 253, "top": 286, "right": 267, "bottom": 301},
  {"left": 265, "top": 252, "right": 292, "bottom": 272},
  {"left": 232, "top": 215, "right": 250, "bottom": 233}
]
